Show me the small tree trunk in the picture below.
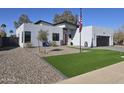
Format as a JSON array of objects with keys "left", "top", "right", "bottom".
[
  {"left": 38, "top": 40, "right": 40, "bottom": 52},
  {"left": 44, "top": 42, "right": 47, "bottom": 54},
  {"left": 45, "top": 46, "right": 47, "bottom": 54}
]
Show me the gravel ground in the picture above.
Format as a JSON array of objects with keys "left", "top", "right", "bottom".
[{"left": 0, "top": 48, "right": 65, "bottom": 84}]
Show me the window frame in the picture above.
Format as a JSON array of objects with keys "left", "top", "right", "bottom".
[
  {"left": 24, "top": 31, "right": 31, "bottom": 43},
  {"left": 52, "top": 33, "right": 59, "bottom": 41},
  {"left": 22, "top": 32, "right": 23, "bottom": 43}
]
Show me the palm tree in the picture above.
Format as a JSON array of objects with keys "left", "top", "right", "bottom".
[
  {"left": 9, "top": 30, "right": 13, "bottom": 37},
  {"left": 1, "top": 24, "right": 6, "bottom": 32},
  {"left": 1, "top": 24, "right": 6, "bottom": 28}
]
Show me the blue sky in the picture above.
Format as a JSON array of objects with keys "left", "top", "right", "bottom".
[{"left": 0, "top": 8, "right": 124, "bottom": 35}]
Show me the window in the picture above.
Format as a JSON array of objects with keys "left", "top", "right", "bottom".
[
  {"left": 52, "top": 33, "right": 59, "bottom": 41},
  {"left": 69, "top": 34, "right": 72, "bottom": 39},
  {"left": 25, "top": 31, "right": 31, "bottom": 43},
  {"left": 22, "top": 32, "right": 23, "bottom": 43}
]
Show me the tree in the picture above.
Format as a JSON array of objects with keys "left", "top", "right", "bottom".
[
  {"left": 53, "top": 10, "right": 78, "bottom": 25},
  {"left": 53, "top": 14, "right": 60, "bottom": 24},
  {"left": 0, "top": 31, "right": 6, "bottom": 38},
  {"left": 9, "top": 30, "right": 14, "bottom": 37},
  {"left": 0, "top": 24, "right": 6, "bottom": 38},
  {"left": 0, "top": 24, "right": 6, "bottom": 32},
  {"left": 37, "top": 30, "right": 48, "bottom": 53},
  {"left": 1, "top": 24, "right": 6, "bottom": 28},
  {"left": 14, "top": 14, "right": 32, "bottom": 29},
  {"left": 113, "top": 32, "right": 124, "bottom": 45},
  {"left": 113, "top": 26, "right": 124, "bottom": 45}
]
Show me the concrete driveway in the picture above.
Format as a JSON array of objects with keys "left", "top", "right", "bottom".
[
  {"left": 58, "top": 61, "right": 124, "bottom": 84},
  {"left": 94, "top": 45, "right": 124, "bottom": 52}
]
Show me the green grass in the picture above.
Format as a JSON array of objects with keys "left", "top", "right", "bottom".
[{"left": 45, "top": 49, "right": 124, "bottom": 77}]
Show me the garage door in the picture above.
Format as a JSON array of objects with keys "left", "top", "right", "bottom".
[{"left": 97, "top": 36, "right": 109, "bottom": 47}]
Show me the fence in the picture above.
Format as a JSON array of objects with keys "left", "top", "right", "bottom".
[{"left": 0, "top": 37, "right": 19, "bottom": 47}]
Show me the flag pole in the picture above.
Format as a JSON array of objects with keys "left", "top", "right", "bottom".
[
  {"left": 80, "top": 29, "right": 81, "bottom": 53},
  {"left": 79, "top": 8, "right": 82, "bottom": 53}
]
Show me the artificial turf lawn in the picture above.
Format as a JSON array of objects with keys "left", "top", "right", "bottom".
[{"left": 45, "top": 49, "right": 124, "bottom": 77}]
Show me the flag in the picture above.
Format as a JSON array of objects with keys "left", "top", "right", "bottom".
[{"left": 79, "top": 8, "right": 82, "bottom": 32}]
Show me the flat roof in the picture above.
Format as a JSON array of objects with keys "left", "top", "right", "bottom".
[
  {"left": 53, "top": 21, "right": 78, "bottom": 27},
  {"left": 35, "top": 20, "right": 78, "bottom": 27},
  {"left": 35, "top": 20, "right": 53, "bottom": 25}
]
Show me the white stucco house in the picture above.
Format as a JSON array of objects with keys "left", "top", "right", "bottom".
[{"left": 16, "top": 20, "right": 113, "bottom": 48}]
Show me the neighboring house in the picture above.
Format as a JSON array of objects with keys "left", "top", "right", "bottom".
[{"left": 16, "top": 20, "right": 113, "bottom": 48}]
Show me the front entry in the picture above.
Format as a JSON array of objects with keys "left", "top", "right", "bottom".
[
  {"left": 63, "top": 28, "right": 68, "bottom": 45},
  {"left": 64, "top": 34, "right": 68, "bottom": 45},
  {"left": 97, "top": 36, "right": 109, "bottom": 47}
]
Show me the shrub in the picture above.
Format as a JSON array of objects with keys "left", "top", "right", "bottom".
[
  {"left": 70, "top": 42, "right": 73, "bottom": 46},
  {"left": 51, "top": 41, "right": 57, "bottom": 47},
  {"left": 84, "top": 41, "right": 88, "bottom": 47},
  {"left": 0, "top": 31, "right": 6, "bottom": 38}
]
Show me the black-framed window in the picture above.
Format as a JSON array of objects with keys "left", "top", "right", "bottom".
[
  {"left": 69, "top": 34, "right": 72, "bottom": 39},
  {"left": 25, "top": 31, "right": 31, "bottom": 43},
  {"left": 52, "top": 33, "right": 59, "bottom": 41},
  {"left": 22, "top": 32, "right": 23, "bottom": 43}
]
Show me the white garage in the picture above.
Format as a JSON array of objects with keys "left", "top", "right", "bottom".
[{"left": 72, "top": 26, "right": 113, "bottom": 47}]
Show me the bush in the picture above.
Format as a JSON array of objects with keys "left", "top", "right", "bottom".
[
  {"left": 25, "top": 43, "right": 32, "bottom": 48},
  {"left": 70, "top": 42, "right": 73, "bottom": 46},
  {"left": 0, "top": 31, "right": 6, "bottom": 38},
  {"left": 51, "top": 41, "right": 57, "bottom": 47},
  {"left": 84, "top": 41, "right": 88, "bottom": 47}
]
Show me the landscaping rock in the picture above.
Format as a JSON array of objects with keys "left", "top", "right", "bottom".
[{"left": 0, "top": 48, "right": 65, "bottom": 84}]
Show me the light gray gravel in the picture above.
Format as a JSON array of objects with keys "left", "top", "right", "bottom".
[{"left": 0, "top": 48, "right": 65, "bottom": 84}]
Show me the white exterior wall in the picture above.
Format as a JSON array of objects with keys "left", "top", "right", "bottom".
[
  {"left": 56, "top": 23, "right": 77, "bottom": 45},
  {"left": 40, "top": 25, "right": 63, "bottom": 46},
  {"left": 16, "top": 24, "right": 24, "bottom": 47},
  {"left": 16, "top": 23, "right": 63, "bottom": 48},
  {"left": 24, "top": 23, "right": 43, "bottom": 47},
  {"left": 72, "top": 26, "right": 93, "bottom": 47},
  {"left": 16, "top": 23, "right": 113, "bottom": 48},
  {"left": 56, "top": 24, "right": 66, "bottom": 28},
  {"left": 72, "top": 26, "right": 113, "bottom": 47}
]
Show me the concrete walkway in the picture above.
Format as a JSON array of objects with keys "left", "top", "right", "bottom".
[
  {"left": 25, "top": 46, "right": 80, "bottom": 57},
  {"left": 58, "top": 61, "right": 124, "bottom": 84}
]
